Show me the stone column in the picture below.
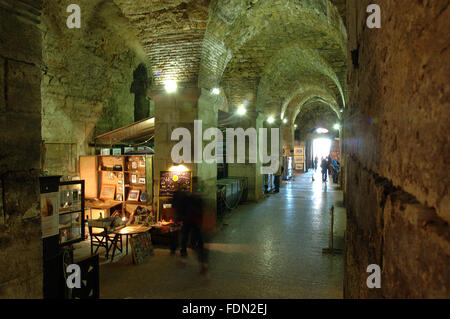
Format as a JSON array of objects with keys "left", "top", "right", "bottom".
[
  {"left": 151, "top": 88, "right": 218, "bottom": 217},
  {"left": 282, "top": 123, "right": 295, "bottom": 156},
  {"left": 227, "top": 110, "right": 265, "bottom": 202},
  {"left": 0, "top": 0, "right": 43, "bottom": 298}
]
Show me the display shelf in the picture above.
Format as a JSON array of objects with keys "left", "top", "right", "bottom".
[{"left": 80, "top": 154, "right": 154, "bottom": 217}]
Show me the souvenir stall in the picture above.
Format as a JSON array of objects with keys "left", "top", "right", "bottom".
[
  {"left": 77, "top": 118, "right": 158, "bottom": 264},
  {"left": 80, "top": 118, "right": 158, "bottom": 223}
]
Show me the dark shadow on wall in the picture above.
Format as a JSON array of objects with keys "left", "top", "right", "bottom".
[{"left": 131, "top": 63, "right": 152, "bottom": 122}]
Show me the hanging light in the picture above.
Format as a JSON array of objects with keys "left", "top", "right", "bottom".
[
  {"left": 333, "top": 123, "right": 341, "bottom": 130},
  {"left": 267, "top": 116, "right": 275, "bottom": 124},
  {"left": 212, "top": 88, "right": 220, "bottom": 95}
]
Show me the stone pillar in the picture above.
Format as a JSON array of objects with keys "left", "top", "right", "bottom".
[
  {"left": 0, "top": 0, "right": 43, "bottom": 298},
  {"left": 151, "top": 88, "right": 218, "bottom": 216},
  {"left": 282, "top": 123, "right": 295, "bottom": 156},
  {"left": 227, "top": 110, "right": 265, "bottom": 202}
]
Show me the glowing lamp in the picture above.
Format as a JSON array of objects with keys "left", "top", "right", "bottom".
[
  {"left": 237, "top": 106, "right": 247, "bottom": 116},
  {"left": 169, "top": 164, "right": 188, "bottom": 172},
  {"left": 267, "top": 116, "right": 275, "bottom": 124},
  {"left": 316, "top": 128, "right": 329, "bottom": 134},
  {"left": 164, "top": 80, "right": 177, "bottom": 93},
  {"left": 212, "top": 88, "right": 220, "bottom": 95}
]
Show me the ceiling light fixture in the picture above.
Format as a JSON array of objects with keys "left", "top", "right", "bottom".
[{"left": 267, "top": 116, "right": 275, "bottom": 124}]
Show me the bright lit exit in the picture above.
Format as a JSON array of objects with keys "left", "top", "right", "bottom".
[{"left": 313, "top": 138, "right": 332, "bottom": 161}]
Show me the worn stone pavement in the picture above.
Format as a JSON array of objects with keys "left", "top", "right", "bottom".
[{"left": 95, "top": 170, "right": 346, "bottom": 299}]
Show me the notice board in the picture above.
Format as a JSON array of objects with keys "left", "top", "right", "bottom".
[{"left": 159, "top": 171, "right": 192, "bottom": 198}]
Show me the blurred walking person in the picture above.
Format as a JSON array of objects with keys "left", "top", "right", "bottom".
[
  {"left": 173, "top": 177, "right": 209, "bottom": 275},
  {"left": 320, "top": 157, "right": 328, "bottom": 182}
]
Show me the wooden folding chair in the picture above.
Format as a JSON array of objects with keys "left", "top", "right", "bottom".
[{"left": 88, "top": 221, "right": 123, "bottom": 260}]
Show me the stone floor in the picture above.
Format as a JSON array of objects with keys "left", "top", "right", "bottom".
[{"left": 87, "top": 169, "right": 346, "bottom": 299}]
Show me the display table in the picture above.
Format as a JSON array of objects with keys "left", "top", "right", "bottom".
[{"left": 112, "top": 225, "right": 152, "bottom": 256}]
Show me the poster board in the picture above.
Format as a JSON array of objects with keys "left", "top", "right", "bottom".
[
  {"left": 159, "top": 171, "right": 192, "bottom": 198},
  {"left": 40, "top": 192, "right": 59, "bottom": 238},
  {"left": 130, "top": 232, "right": 153, "bottom": 264}
]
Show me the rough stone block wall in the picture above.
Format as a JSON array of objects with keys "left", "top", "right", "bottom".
[
  {"left": 41, "top": 0, "right": 151, "bottom": 177},
  {"left": 344, "top": 0, "right": 450, "bottom": 298},
  {"left": 0, "top": 0, "right": 43, "bottom": 298}
]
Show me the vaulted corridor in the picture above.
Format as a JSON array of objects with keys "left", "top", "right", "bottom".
[{"left": 0, "top": 0, "right": 448, "bottom": 300}]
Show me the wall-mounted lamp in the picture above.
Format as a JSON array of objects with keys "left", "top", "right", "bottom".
[
  {"left": 333, "top": 124, "right": 341, "bottom": 130},
  {"left": 164, "top": 80, "right": 177, "bottom": 93},
  {"left": 169, "top": 163, "right": 188, "bottom": 172},
  {"left": 237, "top": 106, "right": 247, "bottom": 116},
  {"left": 283, "top": 118, "right": 287, "bottom": 124},
  {"left": 212, "top": 88, "right": 220, "bottom": 95}
]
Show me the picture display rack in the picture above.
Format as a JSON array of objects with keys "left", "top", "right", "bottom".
[
  {"left": 92, "top": 155, "right": 153, "bottom": 215},
  {"left": 294, "top": 147, "right": 305, "bottom": 171}
]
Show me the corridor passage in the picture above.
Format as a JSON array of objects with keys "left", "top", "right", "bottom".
[{"left": 100, "top": 171, "right": 346, "bottom": 299}]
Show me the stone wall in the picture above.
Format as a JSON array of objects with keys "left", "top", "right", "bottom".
[
  {"left": 344, "top": 0, "right": 450, "bottom": 298},
  {"left": 0, "top": 0, "right": 43, "bottom": 298},
  {"left": 41, "top": 0, "right": 150, "bottom": 177}
]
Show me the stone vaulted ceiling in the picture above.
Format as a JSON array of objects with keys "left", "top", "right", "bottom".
[
  {"left": 114, "top": 0, "right": 347, "bottom": 123},
  {"left": 113, "top": 0, "right": 210, "bottom": 89}
]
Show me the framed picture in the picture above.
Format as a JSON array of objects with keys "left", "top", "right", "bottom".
[
  {"left": 131, "top": 175, "right": 137, "bottom": 184},
  {"left": 127, "top": 190, "right": 140, "bottom": 202},
  {"left": 131, "top": 161, "right": 138, "bottom": 170},
  {"left": 139, "top": 177, "right": 146, "bottom": 184},
  {"left": 101, "top": 148, "right": 111, "bottom": 156},
  {"left": 294, "top": 156, "right": 304, "bottom": 164},
  {"left": 100, "top": 184, "right": 116, "bottom": 200},
  {"left": 116, "top": 194, "right": 123, "bottom": 201},
  {"left": 139, "top": 159, "right": 145, "bottom": 167},
  {"left": 112, "top": 148, "right": 121, "bottom": 155}
]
